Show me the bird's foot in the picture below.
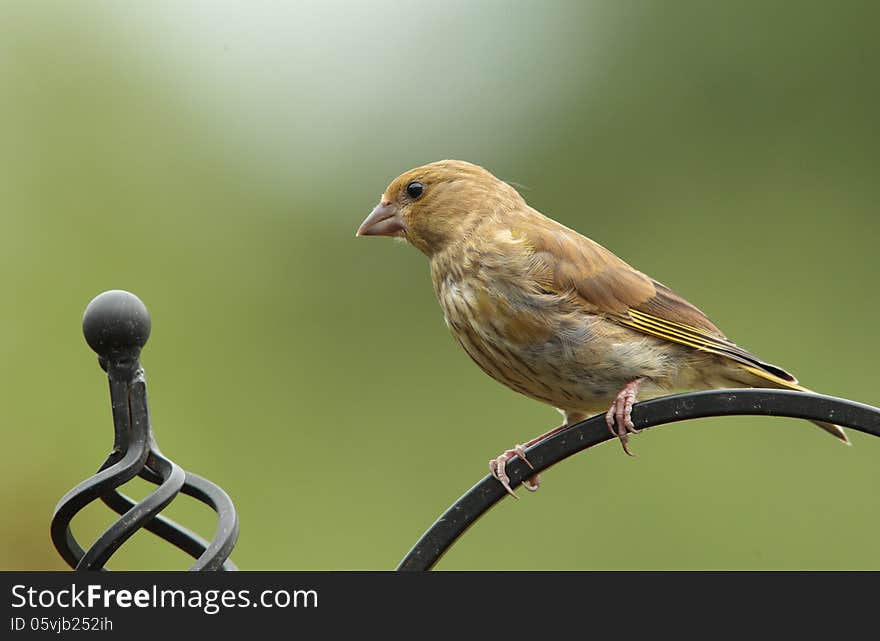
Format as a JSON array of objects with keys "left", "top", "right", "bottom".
[
  {"left": 487, "top": 422, "right": 572, "bottom": 497},
  {"left": 489, "top": 445, "right": 539, "bottom": 498},
  {"left": 605, "top": 378, "right": 644, "bottom": 456}
]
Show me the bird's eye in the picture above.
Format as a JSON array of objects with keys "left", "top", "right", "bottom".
[{"left": 406, "top": 181, "right": 424, "bottom": 199}]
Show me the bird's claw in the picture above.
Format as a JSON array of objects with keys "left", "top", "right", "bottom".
[
  {"left": 606, "top": 378, "right": 644, "bottom": 457},
  {"left": 489, "top": 444, "right": 539, "bottom": 497}
]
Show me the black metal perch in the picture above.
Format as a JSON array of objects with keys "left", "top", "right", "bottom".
[
  {"left": 397, "top": 388, "right": 880, "bottom": 571},
  {"left": 51, "top": 290, "right": 239, "bottom": 571}
]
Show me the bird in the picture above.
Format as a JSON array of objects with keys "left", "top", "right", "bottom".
[{"left": 356, "top": 159, "right": 849, "bottom": 497}]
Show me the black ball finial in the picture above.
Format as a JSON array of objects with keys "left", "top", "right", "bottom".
[{"left": 82, "top": 290, "right": 151, "bottom": 358}]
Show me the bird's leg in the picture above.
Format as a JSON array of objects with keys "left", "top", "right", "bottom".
[
  {"left": 605, "top": 377, "right": 644, "bottom": 457},
  {"left": 488, "top": 422, "right": 571, "bottom": 498}
]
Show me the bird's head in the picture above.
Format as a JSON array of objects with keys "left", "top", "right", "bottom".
[{"left": 356, "top": 160, "right": 522, "bottom": 256}]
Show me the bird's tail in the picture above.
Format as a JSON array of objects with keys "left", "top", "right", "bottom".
[{"left": 736, "top": 364, "right": 850, "bottom": 444}]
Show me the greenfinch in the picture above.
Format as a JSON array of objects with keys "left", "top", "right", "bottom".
[{"left": 357, "top": 160, "right": 848, "bottom": 497}]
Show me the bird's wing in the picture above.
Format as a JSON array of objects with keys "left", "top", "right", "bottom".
[{"left": 520, "top": 214, "right": 797, "bottom": 384}]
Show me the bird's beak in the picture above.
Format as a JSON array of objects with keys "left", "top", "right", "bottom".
[{"left": 356, "top": 202, "right": 404, "bottom": 237}]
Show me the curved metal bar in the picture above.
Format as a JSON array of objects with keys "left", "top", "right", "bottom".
[
  {"left": 50, "top": 375, "right": 150, "bottom": 569},
  {"left": 127, "top": 443, "right": 239, "bottom": 570},
  {"left": 76, "top": 439, "right": 186, "bottom": 569},
  {"left": 51, "top": 290, "right": 239, "bottom": 571},
  {"left": 396, "top": 388, "right": 880, "bottom": 571},
  {"left": 99, "top": 469, "right": 239, "bottom": 570},
  {"left": 179, "top": 472, "right": 240, "bottom": 571}
]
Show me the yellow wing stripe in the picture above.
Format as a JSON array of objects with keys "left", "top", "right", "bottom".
[
  {"left": 633, "top": 310, "right": 720, "bottom": 335},
  {"left": 623, "top": 310, "right": 723, "bottom": 353},
  {"left": 620, "top": 319, "right": 719, "bottom": 355},
  {"left": 621, "top": 309, "right": 792, "bottom": 381}
]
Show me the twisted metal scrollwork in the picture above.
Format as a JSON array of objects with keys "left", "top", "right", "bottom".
[{"left": 51, "top": 290, "right": 239, "bottom": 571}]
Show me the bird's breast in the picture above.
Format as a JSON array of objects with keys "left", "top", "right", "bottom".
[
  {"left": 434, "top": 270, "right": 619, "bottom": 405},
  {"left": 432, "top": 268, "right": 696, "bottom": 411},
  {"left": 435, "top": 273, "right": 553, "bottom": 401}
]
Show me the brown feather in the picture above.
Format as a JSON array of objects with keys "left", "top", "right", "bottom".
[
  {"left": 513, "top": 211, "right": 805, "bottom": 386},
  {"left": 518, "top": 211, "right": 719, "bottom": 331}
]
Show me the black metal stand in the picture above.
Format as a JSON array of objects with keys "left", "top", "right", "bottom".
[
  {"left": 51, "top": 290, "right": 239, "bottom": 571},
  {"left": 397, "top": 388, "right": 880, "bottom": 571}
]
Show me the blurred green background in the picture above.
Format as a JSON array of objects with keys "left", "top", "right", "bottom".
[{"left": 2, "top": 0, "right": 878, "bottom": 570}]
